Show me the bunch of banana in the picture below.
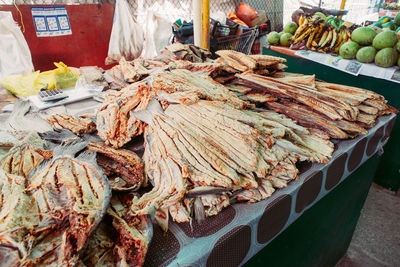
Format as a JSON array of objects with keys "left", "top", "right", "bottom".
[
  {"left": 291, "top": 16, "right": 352, "bottom": 54},
  {"left": 332, "top": 27, "right": 351, "bottom": 53}
]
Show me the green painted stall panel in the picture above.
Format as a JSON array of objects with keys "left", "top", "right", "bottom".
[{"left": 245, "top": 154, "right": 380, "bottom": 267}]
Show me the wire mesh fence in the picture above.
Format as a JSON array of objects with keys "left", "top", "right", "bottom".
[
  {"left": 3, "top": 0, "right": 283, "bottom": 30},
  {"left": 1, "top": 0, "right": 114, "bottom": 4},
  {"left": 282, "top": 0, "right": 383, "bottom": 26}
]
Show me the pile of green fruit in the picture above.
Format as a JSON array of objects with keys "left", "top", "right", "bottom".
[
  {"left": 267, "top": 21, "right": 298, "bottom": 47},
  {"left": 339, "top": 25, "right": 400, "bottom": 68}
]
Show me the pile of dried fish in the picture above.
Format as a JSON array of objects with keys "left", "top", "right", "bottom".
[
  {"left": 129, "top": 100, "right": 333, "bottom": 230},
  {"left": 1, "top": 44, "right": 397, "bottom": 265},
  {"left": 231, "top": 73, "right": 397, "bottom": 138},
  {"left": 105, "top": 43, "right": 212, "bottom": 88},
  {"left": 158, "top": 42, "right": 212, "bottom": 63},
  {"left": 151, "top": 69, "right": 248, "bottom": 108},
  {"left": 97, "top": 68, "right": 249, "bottom": 147},
  {"left": 0, "top": 101, "right": 53, "bottom": 150},
  {"left": 168, "top": 51, "right": 289, "bottom": 84},
  {"left": 104, "top": 46, "right": 287, "bottom": 90},
  {"left": 0, "top": 138, "right": 151, "bottom": 266}
]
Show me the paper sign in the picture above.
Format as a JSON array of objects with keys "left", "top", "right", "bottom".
[
  {"left": 31, "top": 6, "right": 72, "bottom": 37},
  {"left": 295, "top": 50, "right": 363, "bottom": 76}
]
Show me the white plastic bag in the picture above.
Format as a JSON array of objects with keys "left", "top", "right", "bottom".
[
  {"left": 141, "top": 9, "right": 172, "bottom": 58},
  {"left": 106, "top": 0, "right": 144, "bottom": 65},
  {"left": 0, "top": 11, "right": 33, "bottom": 80}
]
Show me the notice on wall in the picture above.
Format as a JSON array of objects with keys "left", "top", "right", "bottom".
[{"left": 31, "top": 6, "right": 72, "bottom": 37}]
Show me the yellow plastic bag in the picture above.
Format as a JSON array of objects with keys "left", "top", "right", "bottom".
[
  {"left": 53, "top": 62, "right": 79, "bottom": 89},
  {"left": 0, "top": 71, "right": 40, "bottom": 97},
  {"left": 0, "top": 62, "right": 78, "bottom": 97},
  {"left": 34, "top": 70, "right": 56, "bottom": 91}
]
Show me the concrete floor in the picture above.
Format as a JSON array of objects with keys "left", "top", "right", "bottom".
[{"left": 336, "top": 183, "right": 400, "bottom": 267}]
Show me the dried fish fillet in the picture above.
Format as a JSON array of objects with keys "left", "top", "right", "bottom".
[
  {"left": 47, "top": 114, "right": 96, "bottom": 136},
  {"left": 201, "top": 193, "right": 230, "bottom": 217},
  {"left": 0, "top": 143, "right": 52, "bottom": 178},
  {"left": 216, "top": 50, "right": 256, "bottom": 71},
  {"left": 241, "top": 93, "right": 277, "bottom": 103},
  {"left": 80, "top": 193, "right": 153, "bottom": 267},
  {"left": 87, "top": 142, "right": 144, "bottom": 191},
  {"left": 96, "top": 83, "right": 151, "bottom": 147},
  {"left": 0, "top": 147, "right": 111, "bottom": 266},
  {"left": 274, "top": 74, "right": 316, "bottom": 87},
  {"left": 151, "top": 69, "right": 248, "bottom": 109}
]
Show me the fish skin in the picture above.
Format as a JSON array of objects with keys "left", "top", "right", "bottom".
[
  {"left": 96, "top": 83, "right": 152, "bottom": 148},
  {"left": 216, "top": 50, "right": 257, "bottom": 70},
  {"left": 166, "top": 106, "right": 258, "bottom": 167},
  {"left": 46, "top": 114, "right": 96, "bottom": 136},
  {"left": 0, "top": 144, "right": 51, "bottom": 179},
  {"left": 156, "top": 118, "right": 233, "bottom": 187},
  {"left": 0, "top": 151, "right": 111, "bottom": 266},
  {"left": 267, "top": 102, "right": 348, "bottom": 139},
  {"left": 87, "top": 142, "right": 144, "bottom": 191},
  {"left": 80, "top": 193, "right": 153, "bottom": 267}
]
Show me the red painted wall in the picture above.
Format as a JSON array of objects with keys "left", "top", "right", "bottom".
[{"left": 0, "top": 4, "right": 115, "bottom": 71}]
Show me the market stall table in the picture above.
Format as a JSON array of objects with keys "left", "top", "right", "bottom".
[
  {"left": 141, "top": 114, "right": 395, "bottom": 267},
  {"left": 262, "top": 45, "right": 400, "bottom": 192},
  {"left": 0, "top": 77, "right": 396, "bottom": 266},
  {"left": 40, "top": 96, "right": 396, "bottom": 267}
]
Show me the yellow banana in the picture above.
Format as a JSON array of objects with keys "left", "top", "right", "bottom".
[
  {"left": 318, "top": 30, "right": 329, "bottom": 47},
  {"left": 329, "top": 29, "right": 338, "bottom": 49},
  {"left": 306, "top": 29, "right": 318, "bottom": 49},
  {"left": 320, "top": 29, "right": 333, "bottom": 48},
  {"left": 312, "top": 40, "right": 319, "bottom": 47},
  {"left": 293, "top": 22, "right": 309, "bottom": 38},
  {"left": 343, "top": 31, "right": 349, "bottom": 43},
  {"left": 293, "top": 28, "right": 312, "bottom": 43},
  {"left": 314, "top": 24, "right": 324, "bottom": 42},
  {"left": 299, "top": 16, "right": 305, "bottom": 26},
  {"left": 334, "top": 30, "right": 343, "bottom": 48}
]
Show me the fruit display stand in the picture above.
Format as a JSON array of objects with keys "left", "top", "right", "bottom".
[{"left": 262, "top": 45, "right": 400, "bottom": 192}]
